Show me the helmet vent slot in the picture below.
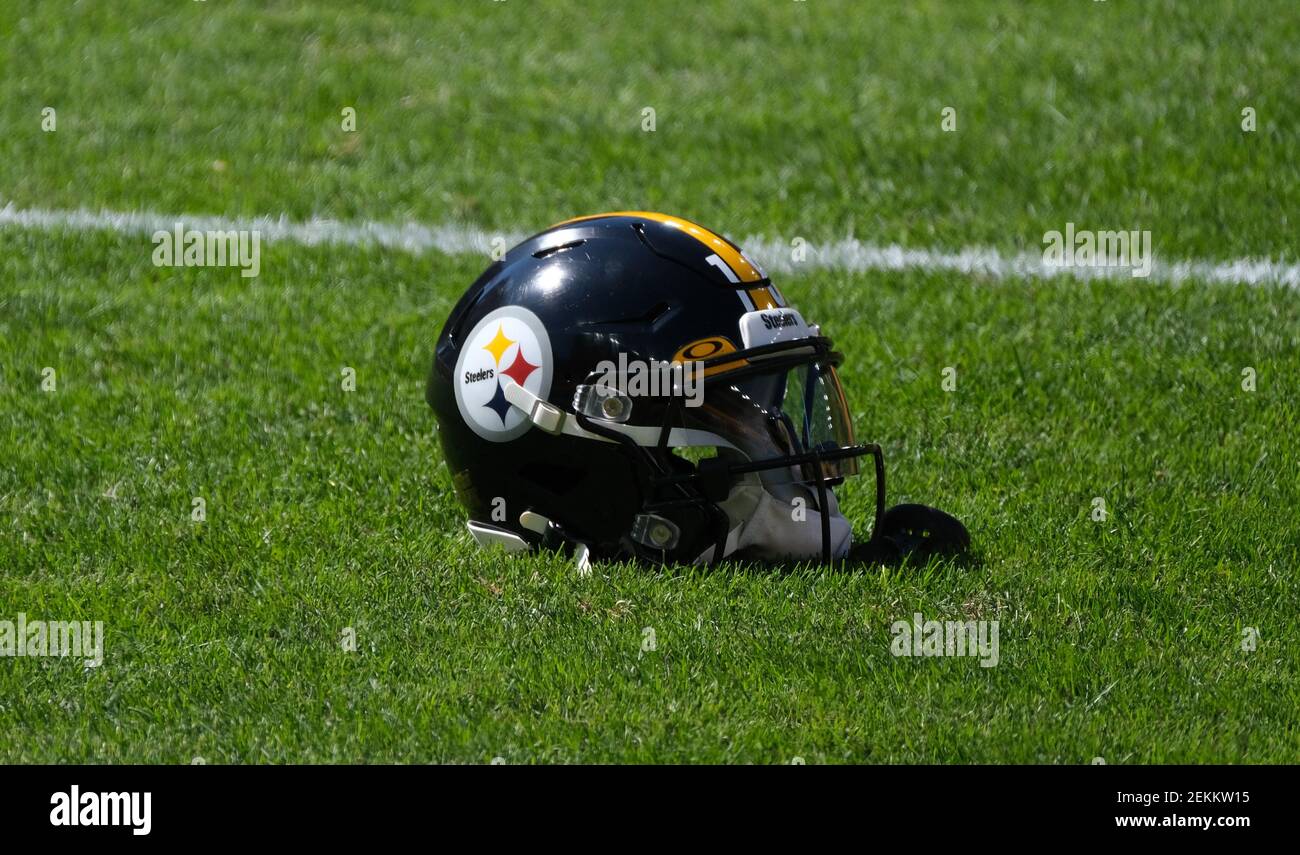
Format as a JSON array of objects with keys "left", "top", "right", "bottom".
[
  {"left": 587, "top": 301, "right": 672, "bottom": 327},
  {"left": 532, "top": 239, "right": 587, "bottom": 259}
]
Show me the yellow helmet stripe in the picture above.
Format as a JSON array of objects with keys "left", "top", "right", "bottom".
[
  {"left": 552, "top": 211, "right": 766, "bottom": 283},
  {"left": 747, "top": 288, "right": 779, "bottom": 310}
]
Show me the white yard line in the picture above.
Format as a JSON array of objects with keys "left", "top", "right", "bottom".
[{"left": 2, "top": 202, "right": 1297, "bottom": 287}]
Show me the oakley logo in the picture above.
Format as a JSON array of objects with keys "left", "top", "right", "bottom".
[
  {"left": 674, "top": 337, "right": 735, "bottom": 361},
  {"left": 50, "top": 786, "right": 151, "bottom": 836}
]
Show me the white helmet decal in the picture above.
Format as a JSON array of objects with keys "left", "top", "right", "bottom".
[{"left": 453, "top": 306, "right": 553, "bottom": 441}]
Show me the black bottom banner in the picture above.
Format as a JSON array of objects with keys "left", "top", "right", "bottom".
[{"left": 0, "top": 763, "right": 1283, "bottom": 843}]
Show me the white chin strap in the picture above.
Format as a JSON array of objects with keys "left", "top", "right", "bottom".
[{"left": 693, "top": 477, "right": 853, "bottom": 565}]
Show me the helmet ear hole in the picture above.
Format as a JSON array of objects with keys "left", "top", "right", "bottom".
[
  {"left": 695, "top": 458, "right": 733, "bottom": 503},
  {"left": 672, "top": 445, "right": 725, "bottom": 466}
]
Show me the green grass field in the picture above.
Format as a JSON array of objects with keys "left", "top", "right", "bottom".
[{"left": 2, "top": 0, "right": 1298, "bottom": 763}]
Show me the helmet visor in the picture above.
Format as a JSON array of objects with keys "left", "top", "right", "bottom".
[{"left": 680, "top": 358, "right": 859, "bottom": 484}]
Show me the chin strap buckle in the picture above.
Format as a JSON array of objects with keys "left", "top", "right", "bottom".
[
  {"left": 528, "top": 400, "right": 565, "bottom": 434},
  {"left": 520, "top": 510, "right": 593, "bottom": 576},
  {"left": 501, "top": 380, "right": 566, "bottom": 434}
]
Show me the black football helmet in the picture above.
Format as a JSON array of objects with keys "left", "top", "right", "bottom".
[{"left": 426, "top": 212, "right": 968, "bottom": 567}]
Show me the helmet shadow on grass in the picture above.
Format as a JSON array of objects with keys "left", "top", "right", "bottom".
[{"left": 636, "top": 540, "right": 982, "bottom": 580}]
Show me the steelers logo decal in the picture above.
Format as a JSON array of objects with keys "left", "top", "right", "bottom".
[{"left": 454, "top": 306, "right": 553, "bottom": 441}]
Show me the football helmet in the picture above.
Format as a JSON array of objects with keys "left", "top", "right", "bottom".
[{"left": 426, "top": 212, "right": 968, "bottom": 567}]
